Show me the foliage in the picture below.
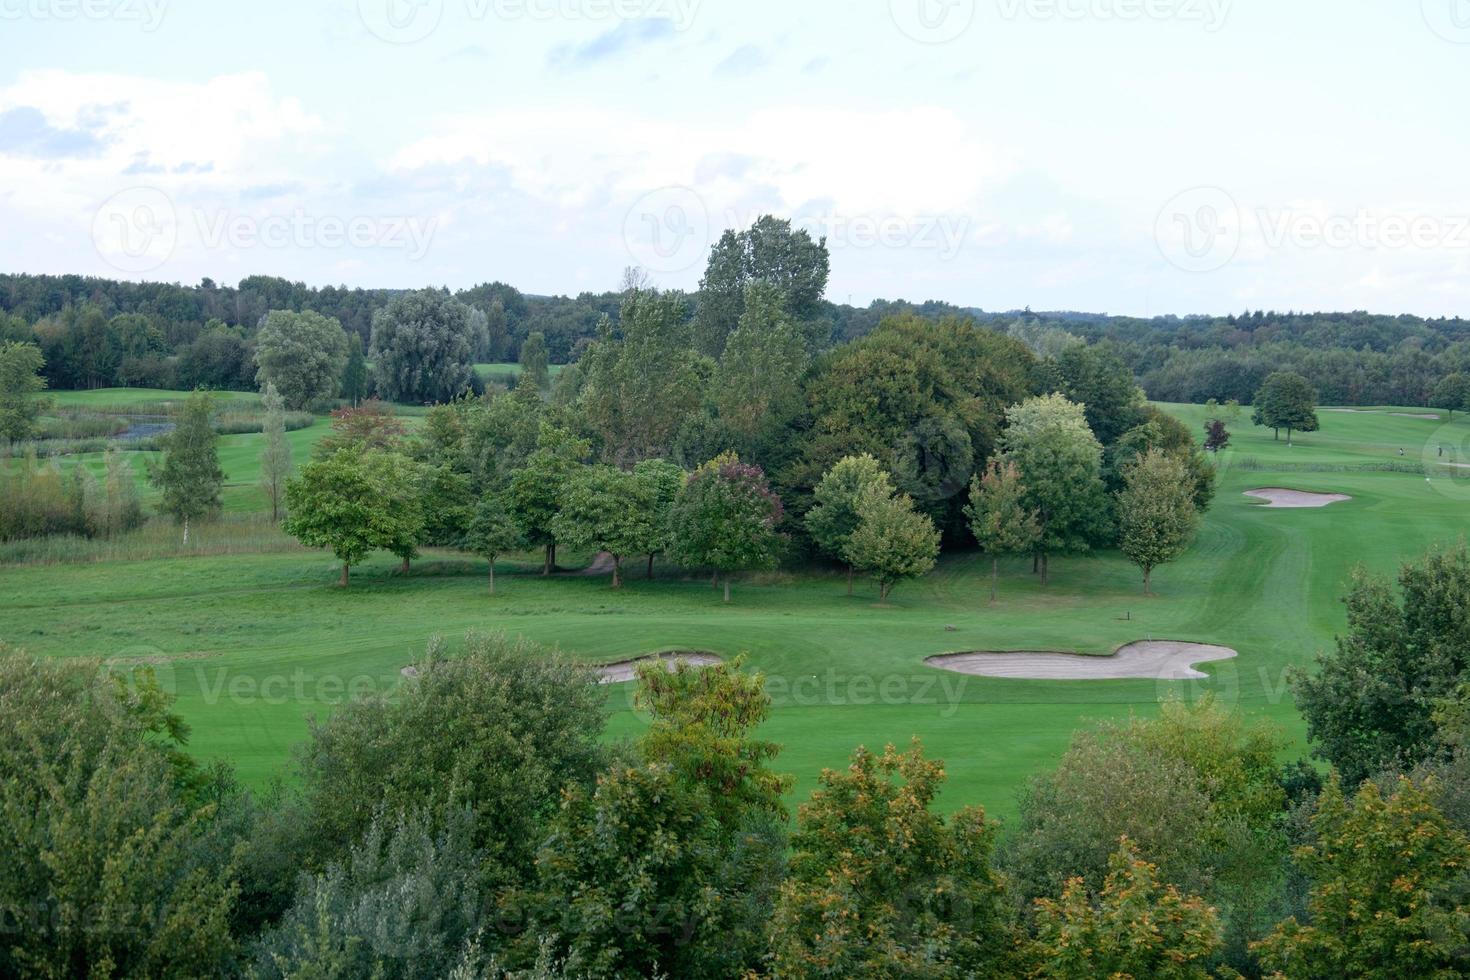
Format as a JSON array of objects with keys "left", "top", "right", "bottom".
[
  {"left": 253, "top": 309, "right": 350, "bottom": 410},
  {"left": 631, "top": 456, "right": 684, "bottom": 571},
  {"left": 0, "top": 339, "right": 47, "bottom": 441},
  {"left": 341, "top": 331, "right": 370, "bottom": 405},
  {"left": 282, "top": 446, "right": 425, "bottom": 585},
  {"left": 965, "top": 457, "right": 1041, "bottom": 601},
  {"left": 1430, "top": 371, "right": 1470, "bottom": 419},
  {"left": 1254, "top": 775, "right": 1470, "bottom": 978},
  {"left": 1203, "top": 418, "right": 1230, "bottom": 452},
  {"left": 258, "top": 381, "right": 293, "bottom": 522},
  {"left": 297, "top": 632, "right": 607, "bottom": 890},
  {"left": 551, "top": 464, "right": 658, "bottom": 587},
  {"left": 149, "top": 389, "right": 224, "bottom": 539},
  {"left": 1292, "top": 543, "right": 1470, "bottom": 786},
  {"left": 463, "top": 493, "right": 524, "bottom": 593},
  {"left": 371, "top": 289, "right": 478, "bottom": 404},
  {"left": 844, "top": 487, "right": 940, "bottom": 601},
  {"left": 667, "top": 451, "right": 784, "bottom": 601},
  {"left": 505, "top": 422, "right": 592, "bottom": 573},
  {"left": 770, "top": 739, "right": 1020, "bottom": 978},
  {"left": 1252, "top": 371, "right": 1319, "bottom": 445},
  {"left": 1116, "top": 448, "right": 1201, "bottom": 594},
  {"left": 519, "top": 329, "right": 550, "bottom": 392},
  {"left": 695, "top": 214, "right": 831, "bottom": 357},
  {"left": 313, "top": 399, "right": 408, "bottom": 458},
  {"left": 1029, "top": 838, "right": 1224, "bottom": 979},
  {"left": 806, "top": 453, "right": 896, "bottom": 591},
  {"left": 712, "top": 283, "right": 808, "bottom": 453}
]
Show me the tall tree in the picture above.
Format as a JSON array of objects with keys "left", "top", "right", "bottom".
[
  {"left": 258, "top": 382, "right": 293, "bottom": 523},
  {"left": 966, "top": 458, "right": 1042, "bottom": 602},
  {"left": 668, "top": 452, "right": 784, "bottom": 603},
  {"left": 370, "top": 289, "right": 477, "bottom": 404},
  {"left": 149, "top": 390, "right": 223, "bottom": 544},
  {"left": 505, "top": 423, "right": 591, "bottom": 574},
  {"left": 282, "top": 447, "right": 424, "bottom": 586},
  {"left": 339, "top": 332, "right": 369, "bottom": 406},
  {"left": 253, "top": 309, "right": 350, "bottom": 410},
  {"left": 463, "top": 493, "right": 524, "bottom": 594},
  {"left": 844, "top": 488, "right": 940, "bottom": 602},
  {"left": 712, "top": 283, "right": 808, "bottom": 452},
  {"left": 694, "top": 215, "right": 831, "bottom": 357},
  {"left": 1252, "top": 370, "right": 1319, "bottom": 445},
  {"left": 550, "top": 464, "right": 658, "bottom": 589},
  {"left": 0, "top": 340, "right": 47, "bottom": 442},
  {"left": 999, "top": 393, "right": 1109, "bottom": 584},
  {"left": 1116, "top": 447, "right": 1201, "bottom": 595},
  {"left": 806, "top": 453, "right": 896, "bottom": 596},
  {"left": 1431, "top": 371, "right": 1470, "bottom": 421},
  {"left": 518, "top": 329, "right": 550, "bottom": 392},
  {"left": 632, "top": 457, "right": 684, "bottom": 578}
]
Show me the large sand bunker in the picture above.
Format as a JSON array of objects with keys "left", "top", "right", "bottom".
[
  {"left": 925, "top": 640, "right": 1238, "bottom": 681},
  {"left": 597, "top": 652, "right": 723, "bottom": 684},
  {"left": 1244, "top": 488, "right": 1351, "bottom": 508}
]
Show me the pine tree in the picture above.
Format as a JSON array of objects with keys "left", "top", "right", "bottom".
[{"left": 149, "top": 391, "right": 223, "bottom": 544}]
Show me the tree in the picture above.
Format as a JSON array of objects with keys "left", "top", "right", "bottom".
[
  {"left": 1254, "top": 776, "right": 1470, "bottom": 978},
  {"left": 376, "top": 452, "right": 429, "bottom": 574},
  {"left": 770, "top": 740, "right": 1020, "bottom": 978},
  {"left": 340, "top": 332, "right": 369, "bottom": 406},
  {"left": 966, "top": 458, "right": 1042, "bottom": 602},
  {"left": 1052, "top": 342, "right": 1146, "bottom": 446},
  {"left": 712, "top": 283, "right": 808, "bottom": 452},
  {"left": 1252, "top": 370, "right": 1319, "bottom": 445},
  {"left": 282, "top": 447, "right": 424, "bottom": 586},
  {"left": 150, "top": 390, "right": 223, "bottom": 544},
  {"left": 313, "top": 399, "right": 408, "bottom": 458},
  {"left": 694, "top": 214, "right": 831, "bottom": 357},
  {"left": 0, "top": 340, "right": 47, "bottom": 442},
  {"left": 371, "top": 289, "right": 477, "bottom": 404},
  {"left": 253, "top": 309, "right": 350, "bottom": 410},
  {"left": 1203, "top": 418, "right": 1231, "bottom": 452},
  {"left": 505, "top": 423, "right": 591, "bottom": 574},
  {"left": 1117, "top": 448, "right": 1201, "bottom": 595},
  {"left": 807, "top": 453, "right": 896, "bottom": 596},
  {"left": 297, "top": 632, "right": 606, "bottom": 888},
  {"left": 258, "top": 381, "right": 293, "bottom": 522},
  {"left": 845, "top": 488, "right": 940, "bottom": 602},
  {"left": 632, "top": 457, "right": 683, "bottom": 578},
  {"left": 1291, "top": 544, "right": 1470, "bottom": 786},
  {"left": 1431, "top": 371, "right": 1470, "bottom": 421},
  {"left": 999, "top": 393, "right": 1109, "bottom": 584},
  {"left": 1029, "top": 839, "right": 1223, "bottom": 979},
  {"left": 518, "top": 329, "right": 549, "bottom": 392},
  {"left": 550, "top": 464, "right": 658, "bottom": 588},
  {"left": 668, "top": 452, "right": 784, "bottom": 603},
  {"left": 463, "top": 494, "right": 524, "bottom": 594}
]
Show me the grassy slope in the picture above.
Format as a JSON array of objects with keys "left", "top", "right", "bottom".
[{"left": 3, "top": 403, "right": 1468, "bottom": 820}]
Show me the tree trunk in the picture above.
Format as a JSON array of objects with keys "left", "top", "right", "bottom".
[
  {"left": 1032, "top": 552, "right": 1039, "bottom": 574},
  {"left": 543, "top": 543, "right": 553, "bottom": 575},
  {"left": 1273, "top": 428, "right": 1279, "bottom": 441},
  {"left": 401, "top": 556, "right": 410, "bottom": 574},
  {"left": 880, "top": 581, "right": 893, "bottom": 602},
  {"left": 847, "top": 565, "right": 854, "bottom": 596},
  {"left": 1143, "top": 566, "right": 1152, "bottom": 596},
  {"left": 1286, "top": 427, "right": 1293, "bottom": 447},
  {"left": 182, "top": 515, "right": 189, "bottom": 546},
  {"left": 723, "top": 579, "right": 731, "bottom": 604},
  {"left": 612, "top": 556, "right": 622, "bottom": 589},
  {"left": 340, "top": 562, "right": 350, "bottom": 587},
  {"left": 991, "top": 556, "right": 999, "bottom": 603},
  {"left": 647, "top": 553, "right": 655, "bottom": 579},
  {"left": 711, "top": 570, "right": 719, "bottom": 589},
  {"left": 1040, "top": 552, "right": 1049, "bottom": 586}
]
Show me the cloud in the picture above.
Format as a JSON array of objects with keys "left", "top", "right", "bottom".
[
  {"left": 714, "top": 43, "right": 768, "bottom": 77},
  {"left": 549, "top": 18, "right": 676, "bottom": 68},
  {"left": 0, "top": 106, "right": 108, "bottom": 159}
]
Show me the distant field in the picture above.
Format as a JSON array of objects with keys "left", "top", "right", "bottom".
[
  {"left": 474, "top": 362, "right": 566, "bottom": 385},
  {"left": 48, "top": 387, "right": 263, "bottom": 410},
  {"left": 6, "top": 403, "right": 1469, "bottom": 819}
]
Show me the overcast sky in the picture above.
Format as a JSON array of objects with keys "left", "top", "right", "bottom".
[{"left": 2, "top": 0, "right": 1468, "bottom": 316}]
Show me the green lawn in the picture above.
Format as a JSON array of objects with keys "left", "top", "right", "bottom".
[
  {"left": 474, "top": 362, "right": 566, "bottom": 386},
  {"left": 47, "top": 387, "right": 263, "bottom": 410},
  {"left": 3, "top": 404, "right": 1467, "bottom": 821}
]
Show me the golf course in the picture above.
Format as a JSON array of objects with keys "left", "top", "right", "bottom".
[{"left": 5, "top": 395, "right": 1465, "bottom": 819}]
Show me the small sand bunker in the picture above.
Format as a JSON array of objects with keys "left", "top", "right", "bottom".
[
  {"left": 1390, "top": 412, "right": 1440, "bottom": 420},
  {"left": 926, "top": 641, "right": 1237, "bottom": 681},
  {"left": 597, "top": 652, "right": 722, "bottom": 685},
  {"left": 401, "top": 665, "right": 420, "bottom": 679},
  {"left": 1244, "top": 488, "right": 1351, "bottom": 508}
]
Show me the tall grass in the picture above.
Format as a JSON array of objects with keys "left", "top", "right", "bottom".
[{"left": 0, "top": 513, "right": 305, "bottom": 566}]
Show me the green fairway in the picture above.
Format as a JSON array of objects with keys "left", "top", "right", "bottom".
[
  {"left": 474, "top": 362, "right": 566, "bottom": 386},
  {"left": 3, "top": 404, "right": 1468, "bottom": 820},
  {"left": 47, "top": 387, "right": 263, "bottom": 410}
]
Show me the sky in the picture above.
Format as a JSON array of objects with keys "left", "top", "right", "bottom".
[{"left": 1, "top": 0, "right": 1468, "bottom": 317}]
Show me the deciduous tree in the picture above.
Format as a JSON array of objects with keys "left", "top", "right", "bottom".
[
  {"left": 1252, "top": 371, "right": 1319, "bottom": 445},
  {"left": 254, "top": 309, "right": 350, "bottom": 410},
  {"left": 845, "top": 488, "right": 940, "bottom": 602},
  {"left": 668, "top": 452, "right": 784, "bottom": 603},
  {"left": 505, "top": 423, "right": 591, "bottom": 574},
  {"left": 550, "top": 464, "right": 658, "bottom": 588},
  {"left": 1117, "top": 448, "right": 1201, "bottom": 595},
  {"left": 463, "top": 494, "right": 524, "bottom": 594},
  {"left": 806, "top": 453, "right": 895, "bottom": 595},
  {"left": 0, "top": 340, "right": 47, "bottom": 441},
  {"left": 258, "top": 381, "right": 293, "bottom": 522},
  {"left": 966, "top": 458, "right": 1041, "bottom": 602},
  {"left": 150, "top": 390, "right": 223, "bottom": 544},
  {"left": 371, "top": 290, "right": 477, "bottom": 404},
  {"left": 282, "top": 447, "right": 424, "bottom": 586}
]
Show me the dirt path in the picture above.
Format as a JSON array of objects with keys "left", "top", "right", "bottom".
[
  {"left": 1244, "top": 488, "right": 1352, "bottom": 508},
  {"left": 596, "top": 652, "right": 722, "bottom": 684},
  {"left": 574, "top": 552, "right": 616, "bottom": 576},
  {"left": 925, "top": 640, "right": 1237, "bottom": 681}
]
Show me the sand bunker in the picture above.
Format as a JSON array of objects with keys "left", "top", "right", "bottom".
[
  {"left": 596, "top": 652, "right": 723, "bottom": 684},
  {"left": 1244, "top": 488, "right": 1352, "bottom": 508},
  {"left": 925, "top": 640, "right": 1237, "bottom": 681}
]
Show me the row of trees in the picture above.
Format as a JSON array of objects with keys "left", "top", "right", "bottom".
[{"left": 7, "top": 611, "right": 1469, "bottom": 977}]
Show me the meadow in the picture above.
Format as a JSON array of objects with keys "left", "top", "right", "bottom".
[{"left": 3, "top": 397, "right": 1468, "bottom": 820}]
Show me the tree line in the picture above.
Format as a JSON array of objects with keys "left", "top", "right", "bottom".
[{"left": 7, "top": 538, "right": 1470, "bottom": 978}]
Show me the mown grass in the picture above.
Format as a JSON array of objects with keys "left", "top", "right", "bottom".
[{"left": 2, "top": 403, "right": 1467, "bottom": 820}]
